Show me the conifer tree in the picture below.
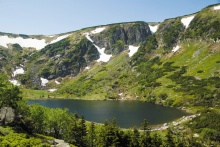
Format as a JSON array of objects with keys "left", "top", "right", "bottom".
[
  {"left": 131, "top": 128, "right": 140, "bottom": 147},
  {"left": 166, "top": 128, "right": 175, "bottom": 147},
  {"left": 140, "top": 119, "right": 151, "bottom": 147},
  {"left": 87, "top": 122, "right": 96, "bottom": 147}
]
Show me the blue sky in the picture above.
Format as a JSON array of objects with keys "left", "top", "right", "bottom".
[{"left": 0, "top": 0, "right": 219, "bottom": 35}]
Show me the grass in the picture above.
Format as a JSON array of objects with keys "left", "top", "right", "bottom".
[
  {"left": 22, "top": 40, "right": 220, "bottom": 110},
  {"left": 0, "top": 126, "right": 53, "bottom": 146},
  {"left": 21, "top": 88, "right": 58, "bottom": 100}
]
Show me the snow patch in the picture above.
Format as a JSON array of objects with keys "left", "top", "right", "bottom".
[
  {"left": 9, "top": 79, "right": 20, "bottom": 86},
  {"left": 118, "top": 93, "right": 123, "bottom": 96},
  {"left": 94, "top": 45, "right": 112, "bottom": 62},
  {"left": 0, "top": 36, "right": 47, "bottom": 50},
  {"left": 181, "top": 15, "right": 195, "bottom": 28},
  {"left": 85, "top": 66, "right": 90, "bottom": 70},
  {"left": 40, "top": 77, "right": 49, "bottom": 86},
  {"left": 84, "top": 33, "right": 94, "bottom": 42},
  {"left": 84, "top": 33, "right": 112, "bottom": 62},
  {"left": 49, "top": 34, "right": 70, "bottom": 44},
  {"left": 91, "top": 27, "right": 106, "bottom": 34},
  {"left": 0, "top": 34, "right": 70, "bottom": 50},
  {"left": 55, "top": 80, "right": 60, "bottom": 85},
  {"left": 48, "top": 89, "right": 57, "bottom": 92},
  {"left": 149, "top": 25, "right": 159, "bottom": 33},
  {"left": 12, "top": 67, "right": 24, "bottom": 77},
  {"left": 193, "top": 133, "right": 200, "bottom": 138},
  {"left": 214, "top": 5, "right": 220, "bottom": 10},
  {"left": 128, "top": 45, "right": 139, "bottom": 57},
  {"left": 172, "top": 45, "right": 180, "bottom": 52}
]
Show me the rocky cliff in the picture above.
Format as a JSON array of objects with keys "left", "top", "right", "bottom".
[{"left": 90, "top": 22, "right": 151, "bottom": 54}]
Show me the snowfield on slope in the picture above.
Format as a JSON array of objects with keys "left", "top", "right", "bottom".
[
  {"left": 91, "top": 27, "right": 106, "bottom": 34},
  {"left": 0, "top": 34, "right": 70, "bottom": 50},
  {"left": 12, "top": 67, "right": 25, "bottom": 77},
  {"left": 40, "top": 77, "right": 49, "bottom": 86},
  {"left": 181, "top": 15, "right": 195, "bottom": 28},
  {"left": 172, "top": 45, "right": 180, "bottom": 52},
  {"left": 85, "top": 66, "right": 90, "bottom": 70},
  {"left": 149, "top": 25, "right": 159, "bottom": 33},
  {"left": 9, "top": 79, "right": 20, "bottom": 86},
  {"left": 55, "top": 80, "right": 60, "bottom": 85},
  {"left": 48, "top": 89, "right": 57, "bottom": 92},
  {"left": 94, "top": 44, "right": 112, "bottom": 62},
  {"left": 0, "top": 36, "right": 47, "bottom": 50},
  {"left": 49, "top": 34, "right": 70, "bottom": 44},
  {"left": 128, "top": 45, "right": 140, "bottom": 57},
  {"left": 84, "top": 33, "right": 94, "bottom": 42},
  {"left": 84, "top": 30, "right": 112, "bottom": 62},
  {"left": 214, "top": 5, "right": 220, "bottom": 10}
]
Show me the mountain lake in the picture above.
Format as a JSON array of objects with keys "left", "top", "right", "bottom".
[{"left": 28, "top": 99, "right": 188, "bottom": 128}]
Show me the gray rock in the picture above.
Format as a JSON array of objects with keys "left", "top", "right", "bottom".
[
  {"left": 91, "top": 22, "right": 151, "bottom": 55},
  {"left": 0, "top": 107, "right": 15, "bottom": 125},
  {"left": 51, "top": 139, "right": 70, "bottom": 147}
]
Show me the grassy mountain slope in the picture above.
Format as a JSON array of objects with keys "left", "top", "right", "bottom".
[
  {"left": 53, "top": 4, "right": 220, "bottom": 108},
  {"left": 8, "top": 22, "right": 151, "bottom": 90}
]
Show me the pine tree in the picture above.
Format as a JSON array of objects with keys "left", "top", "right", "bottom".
[
  {"left": 140, "top": 119, "right": 151, "bottom": 147},
  {"left": 151, "top": 133, "right": 162, "bottom": 147},
  {"left": 78, "top": 115, "right": 87, "bottom": 147},
  {"left": 166, "top": 128, "right": 175, "bottom": 147},
  {"left": 87, "top": 122, "right": 95, "bottom": 147},
  {"left": 131, "top": 128, "right": 140, "bottom": 147}
]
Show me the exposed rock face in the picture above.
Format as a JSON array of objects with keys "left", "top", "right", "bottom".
[
  {"left": 91, "top": 22, "right": 151, "bottom": 54},
  {"left": 155, "top": 18, "right": 185, "bottom": 49},
  {"left": 51, "top": 139, "right": 70, "bottom": 147},
  {"left": 0, "top": 107, "right": 15, "bottom": 125},
  {"left": 38, "top": 38, "right": 99, "bottom": 78}
]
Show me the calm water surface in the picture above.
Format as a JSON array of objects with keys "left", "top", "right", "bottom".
[{"left": 28, "top": 99, "right": 187, "bottom": 128}]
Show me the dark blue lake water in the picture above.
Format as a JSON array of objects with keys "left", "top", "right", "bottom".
[{"left": 28, "top": 99, "right": 187, "bottom": 128}]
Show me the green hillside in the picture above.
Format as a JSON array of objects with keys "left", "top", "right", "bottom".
[{"left": 52, "top": 5, "right": 220, "bottom": 109}]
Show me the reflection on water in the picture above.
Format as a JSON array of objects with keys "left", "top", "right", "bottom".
[{"left": 28, "top": 99, "right": 187, "bottom": 128}]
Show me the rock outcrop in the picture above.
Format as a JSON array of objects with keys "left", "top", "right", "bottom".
[
  {"left": 51, "top": 139, "right": 70, "bottom": 147},
  {"left": 0, "top": 107, "right": 15, "bottom": 125},
  {"left": 91, "top": 22, "right": 151, "bottom": 54}
]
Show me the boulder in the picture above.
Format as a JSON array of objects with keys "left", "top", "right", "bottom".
[{"left": 0, "top": 107, "right": 15, "bottom": 125}]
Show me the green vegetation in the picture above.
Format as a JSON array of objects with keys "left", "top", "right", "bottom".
[
  {"left": 159, "top": 19, "right": 184, "bottom": 50},
  {"left": 55, "top": 39, "right": 220, "bottom": 107},
  {"left": 57, "top": 52, "right": 135, "bottom": 100},
  {"left": 0, "top": 74, "right": 22, "bottom": 109},
  {"left": 1, "top": 3, "right": 220, "bottom": 146},
  {"left": 1, "top": 71, "right": 220, "bottom": 146},
  {"left": 184, "top": 6, "right": 220, "bottom": 40}
]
